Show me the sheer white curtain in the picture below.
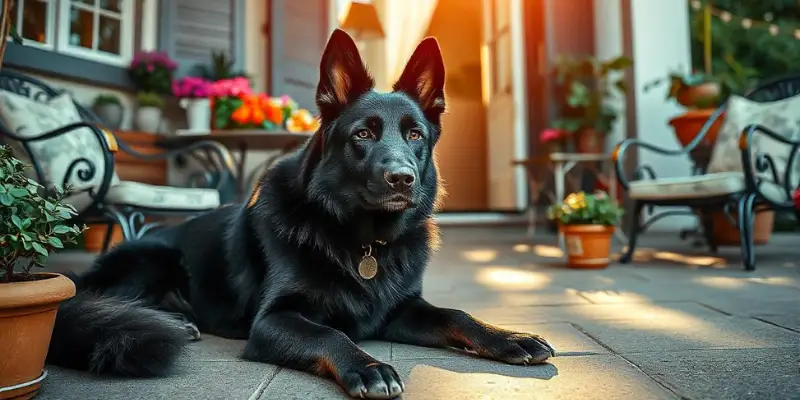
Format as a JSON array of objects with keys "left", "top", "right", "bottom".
[{"left": 364, "top": 0, "right": 438, "bottom": 90}]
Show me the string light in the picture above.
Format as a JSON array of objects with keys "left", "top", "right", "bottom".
[{"left": 690, "top": 1, "right": 800, "bottom": 40}]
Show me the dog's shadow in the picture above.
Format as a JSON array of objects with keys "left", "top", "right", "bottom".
[{"left": 410, "top": 347, "right": 559, "bottom": 381}]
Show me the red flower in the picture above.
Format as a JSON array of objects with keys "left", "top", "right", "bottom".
[{"left": 793, "top": 188, "right": 800, "bottom": 209}]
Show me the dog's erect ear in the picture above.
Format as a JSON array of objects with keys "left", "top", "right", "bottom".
[
  {"left": 316, "top": 29, "right": 374, "bottom": 118},
  {"left": 393, "top": 37, "right": 446, "bottom": 121}
]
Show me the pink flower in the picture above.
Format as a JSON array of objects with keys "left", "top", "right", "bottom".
[{"left": 540, "top": 128, "right": 565, "bottom": 143}]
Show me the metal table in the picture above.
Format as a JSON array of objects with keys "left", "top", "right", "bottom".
[{"left": 158, "top": 130, "right": 313, "bottom": 201}]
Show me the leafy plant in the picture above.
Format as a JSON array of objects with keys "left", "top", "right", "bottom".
[
  {"left": 644, "top": 56, "right": 758, "bottom": 109},
  {"left": 93, "top": 93, "right": 122, "bottom": 107},
  {"left": 128, "top": 51, "right": 177, "bottom": 95},
  {"left": 0, "top": 145, "right": 87, "bottom": 283},
  {"left": 547, "top": 191, "right": 624, "bottom": 226},
  {"left": 551, "top": 54, "right": 633, "bottom": 134},
  {"left": 137, "top": 91, "right": 165, "bottom": 109},
  {"left": 196, "top": 51, "right": 249, "bottom": 81}
]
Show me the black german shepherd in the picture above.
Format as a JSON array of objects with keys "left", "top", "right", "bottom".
[{"left": 47, "top": 30, "right": 555, "bottom": 399}]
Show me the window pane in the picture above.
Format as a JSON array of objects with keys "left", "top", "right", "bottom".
[
  {"left": 98, "top": 15, "right": 121, "bottom": 54},
  {"left": 100, "top": 0, "right": 121, "bottom": 13},
  {"left": 74, "top": 0, "right": 95, "bottom": 6},
  {"left": 69, "top": 6, "right": 94, "bottom": 49},
  {"left": 19, "top": 0, "right": 50, "bottom": 44}
]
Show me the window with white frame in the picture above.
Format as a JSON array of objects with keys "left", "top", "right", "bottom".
[{"left": 10, "top": 0, "right": 135, "bottom": 67}]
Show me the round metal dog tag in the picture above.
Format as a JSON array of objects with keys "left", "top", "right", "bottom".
[{"left": 358, "top": 255, "right": 378, "bottom": 280}]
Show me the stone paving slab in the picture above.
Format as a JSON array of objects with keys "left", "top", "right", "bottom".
[
  {"left": 390, "top": 322, "right": 609, "bottom": 361},
  {"left": 39, "top": 361, "right": 275, "bottom": 400},
  {"left": 258, "top": 355, "right": 677, "bottom": 400},
  {"left": 624, "top": 347, "right": 800, "bottom": 400},
  {"left": 576, "top": 315, "right": 800, "bottom": 354},
  {"left": 697, "top": 296, "right": 800, "bottom": 317},
  {"left": 463, "top": 301, "right": 723, "bottom": 325},
  {"left": 754, "top": 314, "right": 800, "bottom": 333}
]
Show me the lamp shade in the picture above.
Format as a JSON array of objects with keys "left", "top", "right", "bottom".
[{"left": 339, "top": 2, "right": 385, "bottom": 40}]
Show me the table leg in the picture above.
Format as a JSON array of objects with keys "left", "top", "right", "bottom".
[
  {"left": 554, "top": 161, "right": 566, "bottom": 253},
  {"left": 608, "top": 164, "right": 628, "bottom": 244}
]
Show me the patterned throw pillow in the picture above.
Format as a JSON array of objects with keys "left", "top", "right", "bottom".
[
  {"left": 0, "top": 89, "right": 120, "bottom": 196},
  {"left": 706, "top": 94, "right": 800, "bottom": 201}
]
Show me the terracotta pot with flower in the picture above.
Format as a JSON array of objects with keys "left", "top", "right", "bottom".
[
  {"left": 547, "top": 191, "right": 624, "bottom": 269},
  {"left": 539, "top": 128, "right": 568, "bottom": 155},
  {"left": 551, "top": 54, "right": 632, "bottom": 154},
  {"left": 0, "top": 145, "right": 87, "bottom": 399}
]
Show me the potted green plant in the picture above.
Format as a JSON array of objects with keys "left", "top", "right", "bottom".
[
  {"left": 551, "top": 54, "right": 633, "bottom": 154},
  {"left": 92, "top": 93, "right": 124, "bottom": 130},
  {"left": 0, "top": 145, "right": 86, "bottom": 399},
  {"left": 547, "top": 191, "right": 624, "bottom": 269},
  {"left": 644, "top": 55, "right": 759, "bottom": 147},
  {"left": 135, "top": 91, "right": 165, "bottom": 133}
]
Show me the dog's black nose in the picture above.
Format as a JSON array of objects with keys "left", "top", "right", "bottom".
[{"left": 384, "top": 169, "right": 415, "bottom": 191}]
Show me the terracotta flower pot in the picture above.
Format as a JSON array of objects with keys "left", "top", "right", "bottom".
[
  {"left": 574, "top": 128, "right": 605, "bottom": 154},
  {"left": 668, "top": 108, "right": 724, "bottom": 148},
  {"left": 710, "top": 210, "right": 774, "bottom": 246},
  {"left": 676, "top": 82, "right": 721, "bottom": 109},
  {"left": 0, "top": 273, "right": 76, "bottom": 400},
  {"left": 560, "top": 224, "right": 614, "bottom": 269}
]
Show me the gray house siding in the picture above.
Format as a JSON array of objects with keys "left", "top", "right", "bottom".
[{"left": 158, "top": 0, "right": 246, "bottom": 79}]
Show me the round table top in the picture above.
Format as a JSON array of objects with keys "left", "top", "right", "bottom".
[{"left": 157, "top": 130, "right": 313, "bottom": 150}]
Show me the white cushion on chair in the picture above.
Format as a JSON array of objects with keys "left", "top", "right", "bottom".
[
  {"left": 65, "top": 181, "right": 220, "bottom": 211},
  {"left": 629, "top": 172, "right": 745, "bottom": 200},
  {"left": 0, "top": 90, "right": 120, "bottom": 204}
]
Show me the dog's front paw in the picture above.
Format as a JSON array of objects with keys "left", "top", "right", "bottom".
[
  {"left": 477, "top": 332, "right": 556, "bottom": 365},
  {"left": 340, "top": 362, "right": 404, "bottom": 399}
]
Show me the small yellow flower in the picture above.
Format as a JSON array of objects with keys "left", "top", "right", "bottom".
[{"left": 565, "top": 192, "right": 586, "bottom": 210}]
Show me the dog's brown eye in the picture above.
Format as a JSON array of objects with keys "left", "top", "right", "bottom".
[
  {"left": 408, "top": 129, "right": 423, "bottom": 141},
  {"left": 354, "top": 129, "right": 373, "bottom": 140}
]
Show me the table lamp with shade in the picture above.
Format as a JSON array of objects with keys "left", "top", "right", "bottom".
[{"left": 338, "top": 1, "right": 385, "bottom": 41}]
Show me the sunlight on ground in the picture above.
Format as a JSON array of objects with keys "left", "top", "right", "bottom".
[
  {"left": 462, "top": 249, "right": 498, "bottom": 263},
  {"left": 572, "top": 303, "right": 757, "bottom": 347},
  {"left": 693, "top": 276, "right": 749, "bottom": 289},
  {"left": 474, "top": 266, "right": 552, "bottom": 291},
  {"left": 570, "top": 290, "right": 652, "bottom": 303},
  {"left": 512, "top": 243, "right": 564, "bottom": 258},
  {"left": 623, "top": 248, "right": 727, "bottom": 267},
  {"left": 403, "top": 364, "right": 555, "bottom": 399},
  {"left": 747, "top": 276, "right": 799, "bottom": 287}
]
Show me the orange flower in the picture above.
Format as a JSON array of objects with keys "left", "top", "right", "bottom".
[
  {"left": 286, "top": 109, "right": 320, "bottom": 132},
  {"left": 231, "top": 105, "right": 252, "bottom": 125},
  {"left": 251, "top": 107, "right": 266, "bottom": 125}
]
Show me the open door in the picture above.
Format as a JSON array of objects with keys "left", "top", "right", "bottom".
[{"left": 481, "top": 0, "right": 529, "bottom": 211}]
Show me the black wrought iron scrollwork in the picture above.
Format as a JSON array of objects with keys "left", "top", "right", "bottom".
[
  {"left": 614, "top": 107, "right": 725, "bottom": 190},
  {"left": 116, "top": 138, "right": 235, "bottom": 191},
  {"left": 740, "top": 124, "right": 800, "bottom": 210},
  {"left": 62, "top": 157, "right": 97, "bottom": 188}
]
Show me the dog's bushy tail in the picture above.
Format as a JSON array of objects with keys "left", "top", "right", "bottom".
[{"left": 47, "top": 291, "right": 189, "bottom": 377}]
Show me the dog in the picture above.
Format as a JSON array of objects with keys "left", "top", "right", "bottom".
[{"left": 47, "top": 30, "right": 555, "bottom": 399}]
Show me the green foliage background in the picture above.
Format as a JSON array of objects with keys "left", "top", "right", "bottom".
[
  {"left": 689, "top": 0, "right": 800, "bottom": 81},
  {"left": 689, "top": 0, "right": 800, "bottom": 231}
]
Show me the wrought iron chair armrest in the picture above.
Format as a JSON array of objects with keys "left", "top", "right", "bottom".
[
  {"left": 612, "top": 138, "right": 690, "bottom": 190},
  {"left": 3, "top": 122, "right": 118, "bottom": 203},
  {"left": 115, "top": 138, "right": 236, "bottom": 190},
  {"left": 739, "top": 124, "right": 800, "bottom": 208}
]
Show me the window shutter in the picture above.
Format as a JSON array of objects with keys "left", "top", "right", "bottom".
[
  {"left": 159, "top": 0, "right": 245, "bottom": 78},
  {"left": 269, "top": 0, "right": 329, "bottom": 110}
]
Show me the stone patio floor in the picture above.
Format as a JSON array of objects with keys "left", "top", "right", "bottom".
[{"left": 38, "top": 227, "right": 800, "bottom": 399}]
